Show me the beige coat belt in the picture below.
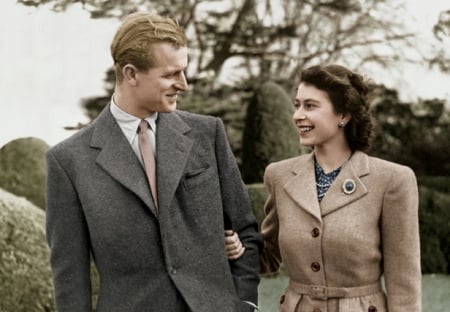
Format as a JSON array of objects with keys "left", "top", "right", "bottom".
[{"left": 288, "top": 280, "right": 382, "bottom": 300}]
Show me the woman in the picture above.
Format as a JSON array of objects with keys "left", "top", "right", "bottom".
[{"left": 226, "top": 64, "right": 421, "bottom": 311}]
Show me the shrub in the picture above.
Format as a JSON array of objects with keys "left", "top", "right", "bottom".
[
  {"left": 419, "top": 185, "right": 450, "bottom": 274},
  {"left": 246, "top": 183, "right": 267, "bottom": 226},
  {"left": 0, "top": 188, "right": 55, "bottom": 312},
  {"left": 241, "top": 81, "right": 301, "bottom": 183},
  {"left": 0, "top": 137, "right": 49, "bottom": 209},
  {"left": 418, "top": 176, "right": 450, "bottom": 194}
]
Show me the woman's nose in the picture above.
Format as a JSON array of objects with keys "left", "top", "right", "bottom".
[{"left": 293, "top": 107, "right": 306, "bottom": 121}]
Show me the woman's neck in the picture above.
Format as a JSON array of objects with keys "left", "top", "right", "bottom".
[{"left": 314, "top": 146, "right": 352, "bottom": 173}]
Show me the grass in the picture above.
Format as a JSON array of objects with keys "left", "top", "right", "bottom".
[
  {"left": 422, "top": 274, "right": 450, "bottom": 311},
  {"left": 258, "top": 274, "right": 450, "bottom": 312}
]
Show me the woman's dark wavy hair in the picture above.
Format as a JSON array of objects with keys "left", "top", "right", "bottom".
[{"left": 298, "top": 64, "right": 376, "bottom": 152}]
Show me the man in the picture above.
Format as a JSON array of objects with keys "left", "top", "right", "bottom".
[{"left": 46, "top": 12, "right": 261, "bottom": 311}]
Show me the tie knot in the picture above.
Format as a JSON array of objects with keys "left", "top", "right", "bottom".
[{"left": 139, "top": 120, "right": 149, "bottom": 133}]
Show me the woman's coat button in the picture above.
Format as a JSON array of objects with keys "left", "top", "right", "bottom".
[
  {"left": 311, "top": 262, "right": 321, "bottom": 272},
  {"left": 311, "top": 228, "right": 320, "bottom": 237}
]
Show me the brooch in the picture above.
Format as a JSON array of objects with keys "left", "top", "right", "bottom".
[{"left": 342, "top": 178, "right": 356, "bottom": 195}]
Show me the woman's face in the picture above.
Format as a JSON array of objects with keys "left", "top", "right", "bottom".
[{"left": 293, "top": 82, "right": 347, "bottom": 149}]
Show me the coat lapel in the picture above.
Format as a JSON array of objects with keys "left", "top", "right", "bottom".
[
  {"left": 155, "top": 112, "right": 193, "bottom": 215},
  {"left": 320, "top": 151, "right": 369, "bottom": 217},
  {"left": 283, "top": 153, "right": 322, "bottom": 222},
  {"left": 90, "top": 105, "right": 157, "bottom": 216}
]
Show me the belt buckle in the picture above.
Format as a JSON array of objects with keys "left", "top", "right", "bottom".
[{"left": 310, "top": 285, "right": 327, "bottom": 300}]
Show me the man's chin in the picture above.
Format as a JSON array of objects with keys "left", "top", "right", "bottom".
[{"left": 166, "top": 102, "right": 177, "bottom": 112}]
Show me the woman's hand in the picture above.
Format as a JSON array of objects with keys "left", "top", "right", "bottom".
[{"left": 224, "top": 230, "right": 245, "bottom": 260}]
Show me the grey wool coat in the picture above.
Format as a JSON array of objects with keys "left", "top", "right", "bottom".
[
  {"left": 260, "top": 151, "right": 421, "bottom": 312},
  {"left": 45, "top": 105, "right": 261, "bottom": 312}
]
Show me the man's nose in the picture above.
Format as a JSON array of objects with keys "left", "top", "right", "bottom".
[{"left": 175, "top": 72, "right": 188, "bottom": 91}]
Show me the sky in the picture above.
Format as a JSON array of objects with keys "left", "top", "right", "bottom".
[
  {"left": 0, "top": 1, "right": 118, "bottom": 147},
  {"left": 0, "top": 1, "right": 449, "bottom": 148}
]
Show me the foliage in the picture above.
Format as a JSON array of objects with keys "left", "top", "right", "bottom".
[
  {"left": 418, "top": 176, "right": 450, "bottom": 194},
  {"left": 429, "top": 9, "right": 450, "bottom": 72},
  {"left": 179, "top": 81, "right": 254, "bottom": 162},
  {"left": 63, "top": 68, "right": 115, "bottom": 131},
  {"left": 246, "top": 183, "right": 267, "bottom": 226},
  {"left": 18, "top": 0, "right": 420, "bottom": 153},
  {"left": 0, "top": 184, "right": 100, "bottom": 311},
  {"left": 0, "top": 137, "right": 49, "bottom": 209},
  {"left": 0, "top": 188, "right": 55, "bottom": 312},
  {"left": 0, "top": 188, "right": 99, "bottom": 311},
  {"left": 434, "top": 10, "right": 450, "bottom": 39},
  {"left": 370, "top": 85, "right": 450, "bottom": 176},
  {"left": 418, "top": 184, "right": 450, "bottom": 274},
  {"left": 18, "top": 0, "right": 416, "bottom": 85},
  {"left": 241, "top": 81, "right": 301, "bottom": 183}
]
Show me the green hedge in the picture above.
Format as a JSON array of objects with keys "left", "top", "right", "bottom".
[
  {"left": 241, "top": 81, "right": 301, "bottom": 183},
  {"left": 0, "top": 137, "right": 49, "bottom": 209},
  {"left": 418, "top": 176, "right": 450, "bottom": 194},
  {"left": 418, "top": 184, "right": 450, "bottom": 274},
  {"left": 246, "top": 183, "right": 268, "bottom": 227},
  {"left": 246, "top": 177, "right": 450, "bottom": 274},
  {"left": 0, "top": 187, "right": 100, "bottom": 312},
  {"left": 0, "top": 188, "right": 55, "bottom": 312}
]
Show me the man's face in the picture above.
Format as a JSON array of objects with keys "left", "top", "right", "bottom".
[{"left": 133, "top": 42, "right": 188, "bottom": 117}]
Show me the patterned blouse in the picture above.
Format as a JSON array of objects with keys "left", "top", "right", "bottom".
[{"left": 314, "top": 160, "right": 342, "bottom": 202}]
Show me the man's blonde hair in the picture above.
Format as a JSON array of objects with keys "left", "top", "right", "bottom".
[{"left": 111, "top": 12, "right": 187, "bottom": 82}]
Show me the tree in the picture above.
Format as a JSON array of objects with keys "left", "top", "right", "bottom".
[
  {"left": 429, "top": 9, "right": 450, "bottom": 72},
  {"left": 19, "top": 0, "right": 417, "bottom": 86},
  {"left": 64, "top": 68, "right": 115, "bottom": 130},
  {"left": 19, "top": 0, "right": 422, "bottom": 157},
  {"left": 371, "top": 85, "right": 450, "bottom": 175}
]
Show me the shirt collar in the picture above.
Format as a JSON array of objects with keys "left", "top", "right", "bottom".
[{"left": 110, "top": 96, "right": 158, "bottom": 145}]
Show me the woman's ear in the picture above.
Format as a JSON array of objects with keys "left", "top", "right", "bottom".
[
  {"left": 338, "top": 113, "right": 352, "bottom": 128},
  {"left": 341, "top": 113, "right": 352, "bottom": 124}
]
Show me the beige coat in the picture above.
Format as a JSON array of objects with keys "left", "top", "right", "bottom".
[{"left": 260, "top": 151, "right": 421, "bottom": 312}]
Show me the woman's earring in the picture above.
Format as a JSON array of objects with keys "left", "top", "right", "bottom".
[{"left": 338, "top": 121, "right": 346, "bottom": 128}]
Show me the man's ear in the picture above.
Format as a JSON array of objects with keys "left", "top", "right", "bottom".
[{"left": 122, "top": 64, "right": 138, "bottom": 86}]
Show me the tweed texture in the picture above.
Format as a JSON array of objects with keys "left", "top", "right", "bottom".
[
  {"left": 46, "top": 105, "right": 261, "bottom": 312},
  {"left": 260, "top": 151, "right": 421, "bottom": 312}
]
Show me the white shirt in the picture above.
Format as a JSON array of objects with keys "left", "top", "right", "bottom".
[{"left": 110, "top": 97, "right": 158, "bottom": 166}]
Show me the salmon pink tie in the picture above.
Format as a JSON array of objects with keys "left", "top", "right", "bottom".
[{"left": 138, "top": 120, "right": 158, "bottom": 211}]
